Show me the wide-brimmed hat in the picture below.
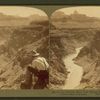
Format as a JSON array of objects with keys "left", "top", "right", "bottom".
[{"left": 32, "top": 50, "right": 40, "bottom": 57}]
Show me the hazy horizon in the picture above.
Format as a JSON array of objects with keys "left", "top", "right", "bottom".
[
  {"left": 58, "top": 6, "right": 100, "bottom": 18},
  {"left": 0, "top": 6, "right": 47, "bottom": 17}
]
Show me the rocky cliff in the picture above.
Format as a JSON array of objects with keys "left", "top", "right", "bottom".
[
  {"left": 50, "top": 10, "right": 100, "bottom": 89},
  {"left": 0, "top": 15, "right": 68, "bottom": 89},
  {"left": 51, "top": 11, "right": 100, "bottom": 29},
  {"left": 0, "top": 19, "right": 49, "bottom": 89},
  {"left": 49, "top": 26, "right": 96, "bottom": 89},
  {"left": 75, "top": 30, "right": 100, "bottom": 89}
]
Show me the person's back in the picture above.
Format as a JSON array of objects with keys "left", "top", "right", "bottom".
[
  {"left": 20, "top": 50, "right": 49, "bottom": 89},
  {"left": 31, "top": 56, "right": 49, "bottom": 89},
  {"left": 32, "top": 56, "right": 49, "bottom": 70}
]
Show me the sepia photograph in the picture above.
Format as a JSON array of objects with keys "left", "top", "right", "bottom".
[
  {"left": 0, "top": 5, "right": 100, "bottom": 92},
  {"left": 0, "top": 1, "right": 99, "bottom": 98},
  {"left": 50, "top": 6, "right": 100, "bottom": 90},
  {"left": 0, "top": 6, "right": 49, "bottom": 89}
]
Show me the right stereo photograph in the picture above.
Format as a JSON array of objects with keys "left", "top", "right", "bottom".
[{"left": 50, "top": 6, "right": 100, "bottom": 90}]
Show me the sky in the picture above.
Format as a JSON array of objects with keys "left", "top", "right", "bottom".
[
  {"left": 0, "top": 6, "right": 47, "bottom": 17},
  {"left": 58, "top": 6, "right": 100, "bottom": 18}
]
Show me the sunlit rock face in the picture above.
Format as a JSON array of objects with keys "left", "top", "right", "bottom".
[{"left": 75, "top": 31, "right": 100, "bottom": 89}]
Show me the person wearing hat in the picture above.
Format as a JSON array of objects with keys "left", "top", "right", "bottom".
[{"left": 20, "top": 50, "right": 49, "bottom": 89}]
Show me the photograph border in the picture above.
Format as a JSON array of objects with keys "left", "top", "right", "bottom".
[{"left": 0, "top": 0, "right": 99, "bottom": 97}]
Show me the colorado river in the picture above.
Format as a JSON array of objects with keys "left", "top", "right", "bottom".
[{"left": 63, "top": 47, "right": 83, "bottom": 89}]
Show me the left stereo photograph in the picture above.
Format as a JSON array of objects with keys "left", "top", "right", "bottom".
[{"left": 0, "top": 6, "right": 49, "bottom": 89}]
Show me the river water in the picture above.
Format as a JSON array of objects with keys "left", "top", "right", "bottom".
[{"left": 63, "top": 47, "right": 83, "bottom": 89}]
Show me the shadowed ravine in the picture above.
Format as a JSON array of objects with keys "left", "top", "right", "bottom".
[{"left": 63, "top": 47, "right": 83, "bottom": 89}]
